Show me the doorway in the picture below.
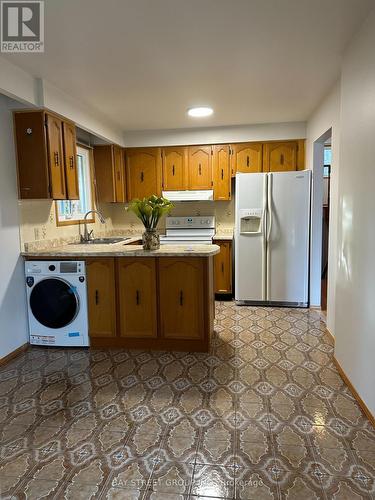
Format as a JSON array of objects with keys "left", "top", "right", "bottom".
[{"left": 321, "top": 138, "right": 332, "bottom": 311}]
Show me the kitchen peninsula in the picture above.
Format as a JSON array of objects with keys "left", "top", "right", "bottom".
[{"left": 23, "top": 242, "right": 219, "bottom": 352}]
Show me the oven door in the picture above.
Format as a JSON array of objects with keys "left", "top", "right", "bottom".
[{"left": 29, "top": 278, "right": 79, "bottom": 329}]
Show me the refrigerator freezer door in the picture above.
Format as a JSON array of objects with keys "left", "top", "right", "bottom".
[
  {"left": 235, "top": 173, "right": 267, "bottom": 302},
  {"left": 267, "top": 170, "right": 311, "bottom": 305}
]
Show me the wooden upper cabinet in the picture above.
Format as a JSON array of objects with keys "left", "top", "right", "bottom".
[
  {"left": 113, "top": 145, "right": 126, "bottom": 202},
  {"left": 45, "top": 114, "right": 66, "bottom": 200},
  {"left": 296, "top": 139, "right": 305, "bottom": 171},
  {"left": 125, "top": 148, "right": 162, "bottom": 200},
  {"left": 14, "top": 111, "right": 50, "bottom": 199},
  {"left": 188, "top": 145, "right": 212, "bottom": 190},
  {"left": 86, "top": 258, "right": 116, "bottom": 337},
  {"left": 159, "top": 258, "right": 204, "bottom": 340},
  {"left": 231, "top": 142, "right": 263, "bottom": 175},
  {"left": 162, "top": 147, "right": 188, "bottom": 190},
  {"left": 62, "top": 121, "right": 79, "bottom": 200},
  {"left": 263, "top": 141, "right": 298, "bottom": 172},
  {"left": 117, "top": 258, "right": 157, "bottom": 338},
  {"left": 93, "top": 144, "right": 126, "bottom": 203},
  {"left": 213, "top": 145, "right": 231, "bottom": 200},
  {"left": 214, "top": 240, "right": 232, "bottom": 294}
]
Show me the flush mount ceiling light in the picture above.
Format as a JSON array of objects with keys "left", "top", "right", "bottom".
[{"left": 187, "top": 106, "right": 213, "bottom": 117}]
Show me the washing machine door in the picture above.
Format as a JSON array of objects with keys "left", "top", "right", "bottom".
[{"left": 30, "top": 278, "right": 79, "bottom": 329}]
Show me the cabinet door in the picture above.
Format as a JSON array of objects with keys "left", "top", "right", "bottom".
[
  {"left": 117, "top": 258, "right": 157, "bottom": 338},
  {"left": 263, "top": 141, "right": 298, "bottom": 172},
  {"left": 188, "top": 146, "right": 212, "bottom": 189},
  {"left": 162, "top": 147, "right": 187, "bottom": 190},
  {"left": 62, "top": 121, "right": 79, "bottom": 200},
  {"left": 93, "top": 145, "right": 116, "bottom": 203},
  {"left": 86, "top": 258, "right": 116, "bottom": 337},
  {"left": 126, "top": 148, "right": 162, "bottom": 200},
  {"left": 14, "top": 111, "right": 50, "bottom": 199},
  {"left": 214, "top": 241, "right": 232, "bottom": 293},
  {"left": 213, "top": 145, "right": 231, "bottom": 200},
  {"left": 46, "top": 114, "right": 66, "bottom": 199},
  {"left": 231, "top": 143, "right": 263, "bottom": 174},
  {"left": 297, "top": 139, "right": 305, "bottom": 171},
  {"left": 159, "top": 258, "right": 204, "bottom": 339},
  {"left": 113, "top": 145, "right": 126, "bottom": 202}
]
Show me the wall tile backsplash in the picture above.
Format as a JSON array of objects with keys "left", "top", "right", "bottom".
[{"left": 19, "top": 198, "right": 235, "bottom": 251}]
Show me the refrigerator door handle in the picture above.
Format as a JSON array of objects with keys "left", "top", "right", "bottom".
[
  {"left": 267, "top": 173, "right": 273, "bottom": 242},
  {"left": 261, "top": 175, "right": 268, "bottom": 300},
  {"left": 266, "top": 173, "right": 273, "bottom": 300}
]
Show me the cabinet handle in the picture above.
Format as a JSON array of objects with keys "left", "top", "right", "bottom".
[
  {"left": 136, "top": 290, "right": 140, "bottom": 305},
  {"left": 140, "top": 171, "right": 144, "bottom": 182},
  {"left": 221, "top": 168, "right": 224, "bottom": 180},
  {"left": 280, "top": 154, "right": 284, "bottom": 166},
  {"left": 172, "top": 164, "right": 175, "bottom": 176},
  {"left": 179, "top": 290, "right": 183, "bottom": 306},
  {"left": 69, "top": 156, "right": 74, "bottom": 169},
  {"left": 246, "top": 155, "right": 250, "bottom": 167},
  {"left": 198, "top": 163, "right": 202, "bottom": 175},
  {"left": 221, "top": 262, "right": 224, "bottom": 273},
  {"left": 95, "top": 290, "right": 99, "bottom": 305},
  {"left": 54, "top": 151, "right": 59, "bottom": 166}
]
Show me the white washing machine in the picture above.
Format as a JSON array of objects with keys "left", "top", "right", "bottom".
[{"left": 25, "top": 260, "right": 89, "bottom": 347}]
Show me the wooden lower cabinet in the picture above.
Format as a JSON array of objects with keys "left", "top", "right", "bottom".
[
  {"left": 86, "top": 258, "right": 116, "bottom": 337},
  {"left": 214, "top": 240, "right": 232, "bottom": 294},
  {"left": 159, "top": 258, "right": 204, "bottom": 340},
  {"left": 117, "top": 258, "right": 157, "bottom": 338},
  {"left": 87, "top": 256, "right": 213, "bottom": 351}
]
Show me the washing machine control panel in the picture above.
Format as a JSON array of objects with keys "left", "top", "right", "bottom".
[{"left": 25, "top": 261, "right": 85, "bottom": 275}]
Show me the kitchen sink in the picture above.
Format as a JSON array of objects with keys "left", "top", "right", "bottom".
[{"left": 70, "top": 237, "right": 131, "bottom": 245}]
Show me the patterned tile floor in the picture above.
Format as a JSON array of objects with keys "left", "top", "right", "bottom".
[{"left": 0, "top": 302, "right": 374, "bottom": 499}]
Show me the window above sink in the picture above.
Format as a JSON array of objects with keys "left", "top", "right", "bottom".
[{"left": 56, "top": 145, "right": 95, "bottom": 226}]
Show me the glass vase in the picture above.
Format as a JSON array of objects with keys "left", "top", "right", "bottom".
[{"left": 142, "top": 228, "right": 160, "bottom": 250}]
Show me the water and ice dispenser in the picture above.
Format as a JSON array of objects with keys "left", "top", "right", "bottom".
[{"left": 239, "top": 209, "right": 263, "bottom": 234}]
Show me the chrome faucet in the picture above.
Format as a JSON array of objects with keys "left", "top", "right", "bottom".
[{"left": 81, "top": 210, "right": 106, "bottom": 243}]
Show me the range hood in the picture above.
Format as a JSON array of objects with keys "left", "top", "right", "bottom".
[{"left": 162, "top": 190, "right": 214, "bottom": 201}]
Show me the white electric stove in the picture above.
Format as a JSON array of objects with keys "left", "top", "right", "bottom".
[{"left": 160, "top": 216, "right": 215, "bottom": 245}]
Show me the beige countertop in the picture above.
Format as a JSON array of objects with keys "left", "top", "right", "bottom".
[
  {"left": 22, "top": 241, "right": 220, "bottom": 258},
  {"left": 213, "top": 231, "right": 234, "bottom": 241}
]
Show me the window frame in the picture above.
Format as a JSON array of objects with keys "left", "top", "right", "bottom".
[{"left": 55, "top": 144, "right": 96, "bottom": 227}]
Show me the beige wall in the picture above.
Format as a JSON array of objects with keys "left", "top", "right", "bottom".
[
  {"left": 0, "top": 95, "right": 28, "bottom": 358},
  {"left": 123, "top": 121, "right": 306, "bottom": 147},
  {"left": 110, "top": 199, "right": 235, "bottom": 234},
  {"left": 19, "top": 197, "right": 234, "bottom": 250},
  {"left": 18, "top": 200, "right": 115, "bottom": 251},
  {"left": 333, "top": 7, "right": 375, "bottom": 416},
  {"left": 306, "top": 82, "right": 341, "bottom": 329}
]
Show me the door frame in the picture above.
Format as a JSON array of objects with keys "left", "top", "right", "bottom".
[{"left": 309, "top": 128, "right": 332, "bottom": 310}]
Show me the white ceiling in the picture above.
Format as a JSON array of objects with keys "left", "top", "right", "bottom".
[{"left": 4, "top": 0, "right": 373, "bottom": 131}]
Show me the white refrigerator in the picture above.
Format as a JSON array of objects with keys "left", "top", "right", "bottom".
[{"left": 235, "top": 170, "right": 311, "bottom": 307}]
